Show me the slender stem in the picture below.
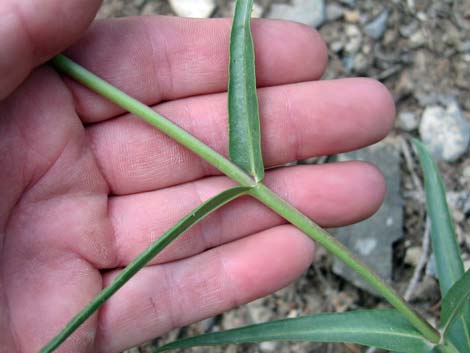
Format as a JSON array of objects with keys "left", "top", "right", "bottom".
[
  {"left": 39, "top": 186, "right": 250, "bottom": 353},
  {"left": 51, "top": 55, "right": 256, "bottom": 188},
  {"left": 249, "top": 183, "right": 440, "bottom": 343},
  {"left": 50, "top": 55, "right": 440, "bottom": 345}
]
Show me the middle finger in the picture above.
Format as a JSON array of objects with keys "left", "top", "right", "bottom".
[{"left": 87, "top": 78, "right": 394, "bottom": 195}]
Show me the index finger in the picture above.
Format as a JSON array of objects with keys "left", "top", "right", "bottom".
[{"left": 63, "top": 16, "right": 328, "bottom": 122}]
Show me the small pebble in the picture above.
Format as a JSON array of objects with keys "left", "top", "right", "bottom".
[
  {"left": 267, "top": 0, "right": 325, "bottom": 28},
  {"left": 247, "top": 299, "right": 273, "bottom": 323},
  {"left": 409, "top": 29, "right": 426, "bottom": 48},
  {"left": 362, "top": 43, "right": 372, "bottom": 54},
  {"left": 419, "top": 101, "right": 470, "bottom": 162},
  {"left": 326, "top": 3, "right": 344, "bottom": 22},
  {"left": 354, "top": 53, "right": 370, "bottom": 73},
  {"left": 364, "top": 9, "right": 389, "bottom": 39},
  {"left": 400, "top": 20, "right": 420, "bottom": 37},
  {"left": 413, "top": 275, "right": 440, "bottom": 302},
  {"left": 169, "top": 0, "right": 216, "bottom": 18},
  {"left": 464, "top": 165, "right": 470, "bottom": 179},
  {"left": 260, "top": 342, "right": 279, "bottom": 352},
  {"left": 251, "top": 2, "right": 264, "bottom": 18},
  {"left": 398, "top": 111, "right": 419, "bottom": 131},
  {"left": 344, "top": 24, "right": 362, "bottom": 53},
  {"left": 330, "top": 40, "right": 344, "bottom": 52},
  {"left": 342, "top": 55, "right": 355, "bottom": 72},
  {"left": 344, "top": 9, "right": 360, "bottom": 23},
  {"left": 404, "top": 246, "right": 423, "bottom": 267},
  {"left": 447, "top": 190, "right": 470, "bottom": 223}
]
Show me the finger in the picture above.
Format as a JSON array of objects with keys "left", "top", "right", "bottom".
[
  {"left": 109, "top": 161, "right": 385, "bottom": 267},
  {"left": 63, "top": 16, "right": 327, "bottom": 121},
  {"left": 88, "top": 78, "right": 395, "bottom": 194},
  {"left": 0, "top": 0, "right": 101, "bottom": 100},
  {"left": 96, "top": 224, "right": 315, "bottom": 353}
]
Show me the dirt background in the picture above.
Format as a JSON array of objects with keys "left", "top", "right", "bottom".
[{"left": 95, "top": 1, "right": 470, "bottom": 352}]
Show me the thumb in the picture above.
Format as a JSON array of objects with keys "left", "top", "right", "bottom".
[{"left": 0, "top": 0, "right": 102, "bottom": 100}]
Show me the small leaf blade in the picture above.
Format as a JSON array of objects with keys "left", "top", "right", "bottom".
[
  {"left": 155, "top": 310, "right": 434, "bottom": 353},
  {"left": 228, "top": 0, "right": 265, "bottom": 181},
  {"left": 413, "top": 139, "right": 470, "bottom": 352},
  {"left": 413, "top": 139, "right": 465, "bottom": 293},
  {"left": 441, "top": 270, "right": 470, "bottom": 338}
]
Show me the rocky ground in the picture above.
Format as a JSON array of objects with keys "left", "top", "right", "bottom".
[{"left": 96, "top": 1, "right": 470, "bottom": 353}]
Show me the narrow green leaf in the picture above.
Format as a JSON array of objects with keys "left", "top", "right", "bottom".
[
  {"left": 155, "top": 310, "right": 434, "bottom": 353},
  {"left": 228, "top": 0, "right": 265, "bottom": 182},
  {"left": 413, "top": 139, "right": 470, "bottom": 352},
  {"left": 441, "top": 270, "right": 470, "bottom": 338},
  {"left": 39, "top": 186, "right": 250, "bottom": 353},
  {"left": 413, "top": 139, "right": 465, "bottom": 293}
]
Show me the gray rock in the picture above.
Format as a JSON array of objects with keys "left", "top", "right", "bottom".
[
  {"left": 332, "top": 142, "right": 403, "bottom": 295},
  {"left": 419, "top": 101, "right": 470, "bottom": 162},
  {"left": 267, "top": 0, "right": 325, "bottom": 28},
  {"left": 364, "top": 10, "right": 389, "bottom": 39},
  {"left": 326, "top": 3, "right": 344, "bottom": 22},
  {"left": 199, "top": 317, "right": 216, "bottom": 332},
  {"left": 169, "top": 0, "right": 216, "bottom": 18},
  {"left": 398, "top": 111, "right": 419, "bottom": 131},
  {"left": 399, "top": 20, "right": 420, "bottom": 37},
  {"left": 342, "top": 55, "right": 355, "bottom": 72}
]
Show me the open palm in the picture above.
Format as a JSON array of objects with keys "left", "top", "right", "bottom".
[{"left": 0, "top": 1, "right": 395, "bottom": 352}]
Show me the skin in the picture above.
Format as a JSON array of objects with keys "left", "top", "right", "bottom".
[{"left": 0, "top": 1, "right": 395, "bottom": 352}]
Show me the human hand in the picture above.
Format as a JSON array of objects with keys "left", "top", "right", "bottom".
[{"left": 0, "top": 1, "right": 395, "bottom": 352}]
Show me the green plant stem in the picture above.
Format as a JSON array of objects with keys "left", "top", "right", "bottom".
[
  {"left": 39, "top": 186, "right": 250, "bottom": 353},
  {"left": 50, "top": 54, "right": 440, "bottom": 345},
  {"left": 51, "top": 55, "right": 255, "bottom": 189},
  {"left": 249, "top": 184, "right": 440, "bottom": 344}
]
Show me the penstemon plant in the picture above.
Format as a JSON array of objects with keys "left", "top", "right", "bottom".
[{"left": 39, "top": 1, "right": 469, "bottom": 353}]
